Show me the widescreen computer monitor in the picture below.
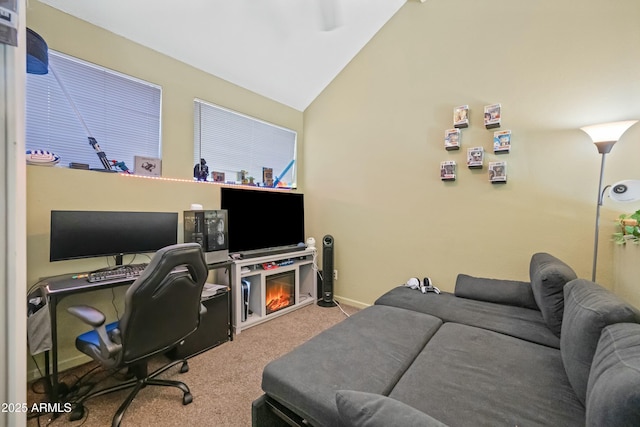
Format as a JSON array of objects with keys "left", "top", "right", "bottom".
[{"left": 50, "top": 210, "right": 178, "bottom": 265}]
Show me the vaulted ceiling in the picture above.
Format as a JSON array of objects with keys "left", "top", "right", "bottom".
[{"left": 39, "top": 0, "right": 408, "bottom": 111}]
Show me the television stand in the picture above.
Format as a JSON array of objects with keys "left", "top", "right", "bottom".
[{"left": 222, "top": 248, "right": 317, "bottom": 334}]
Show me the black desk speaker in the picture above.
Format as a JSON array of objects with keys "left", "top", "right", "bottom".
[{"left": 318, "top": 235, "right": 336, "bottom": 307}]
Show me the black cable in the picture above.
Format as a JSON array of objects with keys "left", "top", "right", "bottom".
[{"left": 111, "top": 288, "right": 120, "bottom": 319}]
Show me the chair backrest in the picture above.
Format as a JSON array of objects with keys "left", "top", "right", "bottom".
[{"left": 118, "top": 243, "right": 208, "bottom": 364}]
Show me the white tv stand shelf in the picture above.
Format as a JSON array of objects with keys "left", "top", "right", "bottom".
[{"left": 223, "top": 248, "right": 317, "bottom": 334}]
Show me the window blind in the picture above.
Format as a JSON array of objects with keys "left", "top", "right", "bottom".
[
  {"left": 194, "top": 99, "right": 297, "bottom": 188},
  {"left": 26, "top": 51, "right": 162, "bottom": 171}
]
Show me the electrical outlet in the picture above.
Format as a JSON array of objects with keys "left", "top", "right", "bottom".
[{"left": 333, "top": 269, "right": 338, "bottom": 281}]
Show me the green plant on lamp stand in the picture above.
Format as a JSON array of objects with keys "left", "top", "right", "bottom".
[{"left": 613, "top": 210, "right": 640, "bottom": 245}]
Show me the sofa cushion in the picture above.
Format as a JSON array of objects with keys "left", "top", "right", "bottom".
[
  {"left": 261, "top": 305, "right": 442, "bottom": 427},
  {"left": 586, "top": 323, "right": 640, "bottom": 427},
  {"left": 529, "top": 252, "right": 577, "bottom": 337},
  {"left": 389, "top": 322, "right": 584, "bottom": 427},
  {"left": 561, "top": 279, "right": 640, "bottom": 406},
  {"left": 455, "top": 273, "right": 538, "bottom": 310},
  {"left": 335, "top": 390, "right": 449, "bottom": 427},
  {"left": 375, "top": 286, "right": 560, "bottom": 348}
]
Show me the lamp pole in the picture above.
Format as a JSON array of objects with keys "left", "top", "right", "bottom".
[
  {"left": 592, "top": 151, "right": 609, "bottom": 282},
  {"left": 581, "top": 120, "right": 638, "bottom": 283}
]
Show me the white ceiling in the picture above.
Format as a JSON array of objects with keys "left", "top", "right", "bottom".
[{"left": 39, "top": 0, "right": 408, "bottom": 111}]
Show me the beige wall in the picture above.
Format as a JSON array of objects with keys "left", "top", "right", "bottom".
[
  {"left": 25, "top": 0, "right": 640, "bottom": 376},
  {"left": 26, "top": 2, "right": 303, "bottom": 375},
  {"left": 303, "top": 0, "right": 640, "bottom": 307}
]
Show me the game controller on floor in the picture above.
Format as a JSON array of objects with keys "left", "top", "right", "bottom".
[{"left": 405, "top": 277, "right": 441, "bottom": 294}]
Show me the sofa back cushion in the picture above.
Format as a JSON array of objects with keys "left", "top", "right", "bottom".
[
  {"left": 529, "top": 252, "right": 577, "bottom": 337},
  {"left": 586, "top": 323, "right": 640, "bottom": 426},
  {"left": 561, "top": 279, "right": 640, "bottom": 405}
]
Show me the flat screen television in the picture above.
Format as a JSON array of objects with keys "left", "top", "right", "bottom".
[
  {"left": 50, "top": 210, "right": 178, "bottom": 264},
  {"left": 220, "top": 187, "right": 305, "bottom": 256}
]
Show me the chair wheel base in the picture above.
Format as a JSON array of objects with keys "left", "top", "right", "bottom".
[
  {"left": 180, "top": 361, "right": 189, "bottom": 373},
  {"left": 183, "top": 392, "right": 193, "bottom": 405},
  {"left": 69, "top": 405, "right": 85, "bottom": 421}
]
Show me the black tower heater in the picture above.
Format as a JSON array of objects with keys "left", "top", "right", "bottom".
[{"left": 318, "top": 235, "right": 337, "bottom": 307}]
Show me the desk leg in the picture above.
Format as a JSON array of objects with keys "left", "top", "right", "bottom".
[
  {"left": 50, "top": 296, "right": 60, "bottom": 403},
  {"left": 228, "top": 268, "right": 233, "bottom": 342},
  {"left": 43, "top": 351, "right": 52, "bottom": 398}
]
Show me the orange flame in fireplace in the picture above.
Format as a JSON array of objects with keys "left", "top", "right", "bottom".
[{"left": 266, "top": 281, "right": 294, "bottom": 314}]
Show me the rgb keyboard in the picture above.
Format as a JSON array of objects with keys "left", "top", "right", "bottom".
[{"left": 88, "top": 263, "right": 148, "bottom": 283}]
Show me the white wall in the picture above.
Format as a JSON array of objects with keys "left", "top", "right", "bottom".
[{"left": 3, "top": 1, "right": 28, "bottom": 425}]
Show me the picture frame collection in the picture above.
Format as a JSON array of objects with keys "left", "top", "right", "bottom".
[{"left": 440, "top": 103, "right": 510, "bottom": 184}]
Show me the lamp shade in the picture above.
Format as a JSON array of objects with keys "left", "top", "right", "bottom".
[
  {"left": 26, "top": 28, "right": 49, "bottom": 75},
  {"left": 581, "top": 120, "right": 638, "bottom": 143}
]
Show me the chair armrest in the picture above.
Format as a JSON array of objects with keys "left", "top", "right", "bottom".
[
  {"left": 67, "top": 305, "right": 122, "bottom": 358},
  {"left": 454, "top": 274, "right": 539, "bottom": 310},
  {"left": 67, "top": 305, "right": 106, "bottom": 327}
]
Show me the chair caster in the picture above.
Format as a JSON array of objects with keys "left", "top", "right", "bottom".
[
  {"left": 69, "top": 404, "right": 85, "bottom": 421},
  {"left": 183, "top": 392, "right": 193, "bottom": 405},
  {"left": 180, "top": 361, "right": 189, "bottom": 373}
]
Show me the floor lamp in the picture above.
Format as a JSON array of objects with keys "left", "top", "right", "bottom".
[{"left": 581, "top": 120, "right": 638, "bottom": 282}]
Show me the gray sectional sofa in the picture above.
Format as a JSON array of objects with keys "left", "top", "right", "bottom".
[{"left": 252, "top": 253, "right": 640, "bottom": 426}]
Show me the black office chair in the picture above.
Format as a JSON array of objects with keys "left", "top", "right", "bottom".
[{"left": 66, "top": 243, "right": 209, "bottom": 427}]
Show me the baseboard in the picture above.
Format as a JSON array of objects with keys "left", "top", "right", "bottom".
[
  {"left": 333, "top": 294, "right": 370, "bottom": 310},
  {"left": 28, "top": 354, "right": 91, "bottom": 383}
]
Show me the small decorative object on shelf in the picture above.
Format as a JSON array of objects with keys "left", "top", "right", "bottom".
[
  {"left": 212, "top": 171, "right": 225, "bottom": 182},
  {"left": 263, "top": 167, "right": 274, "bottom": 187},
  {"left": 136, "top": 156, "right": 162, "bottom": 177},
  {"left": 453, "top": 105, "right": 469, "bottom": 128},
  {"left": 493, "top": 130, "right": 511, "bottom": 154},
  {"left": 484, "top": 104, "right": 501, "bottom": 129},
  {"left": 444, "top": 128, "right": 461, "bottom": 151},
  {"left": 489, "top": 161, "right": 507, "bottom": 184},
  {"left": 26, "top": 149, "right": 60, "bottom": 166},
  {"left": 238, "top": 170, "right": 248, "bottom": 184},
  {"left": 467, "top": 147, "right": 484, "bottom": 169},
  {"left": 111, "top": 159, "right": 131, "bottom": 173},
  {"left": 440, "top": 161, "right": 456, "bottom": 181}
]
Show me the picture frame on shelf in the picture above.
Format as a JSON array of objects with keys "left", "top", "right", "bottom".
[
  {"left": 263, "top": 167, "right": 274, "bottom": 187},
  {"left": 212, "top": 171, "right": 225, "bottom": 182},
  {"left": 134, "top": 156, "right": 161, "bottom": 177}
]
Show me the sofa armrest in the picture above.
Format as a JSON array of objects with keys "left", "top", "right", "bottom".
[
  {"left": 335, "top": 390, "right": 449, "bottom": 427},
  {"left": 454, "top": 274, "right": 539, "bottom": 310}
]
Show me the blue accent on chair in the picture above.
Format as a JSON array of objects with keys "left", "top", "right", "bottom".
[{"left": 77, "top": 321, "right": 119, "bottom": 347}]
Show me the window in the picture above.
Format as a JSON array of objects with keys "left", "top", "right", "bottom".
[
  {"left": 26, "top": 51, "right": 162, "bottom": 171},
  {"left": 194, "top": 99, "right": 298, "bottom": 188}
]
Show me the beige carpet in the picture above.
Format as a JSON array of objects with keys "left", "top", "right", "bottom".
[{"left": 28, "top": 302, "right": 358, "bottom": 426}]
